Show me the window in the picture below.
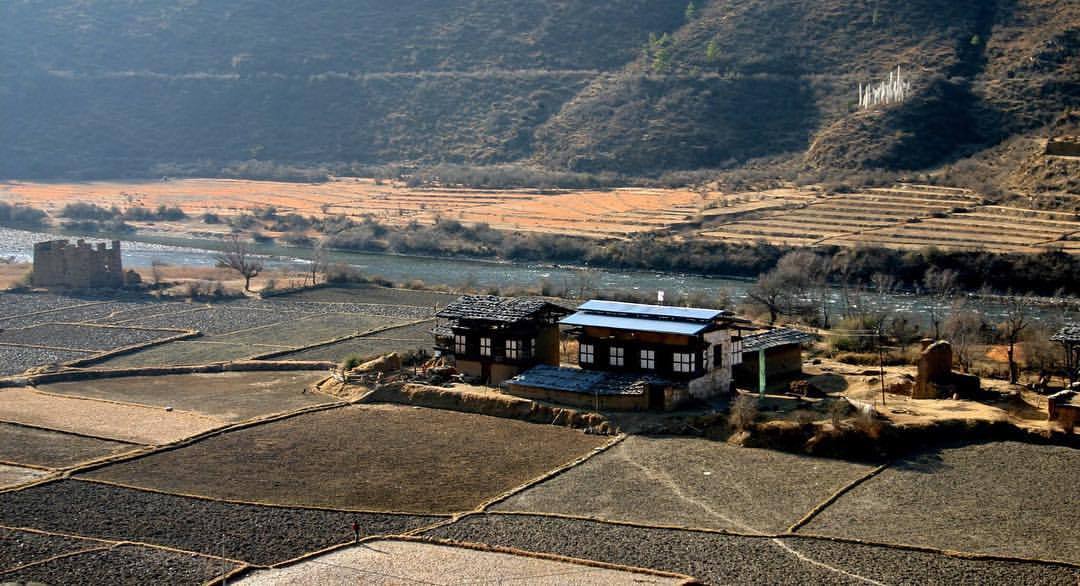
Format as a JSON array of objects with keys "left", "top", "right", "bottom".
[
  {"left": 673, "top": 352, "right": 696, "bottom": 374},
  {"left": 609, "top": 346, "right": 624, "bottom": 367},
  {"left": 454, "top": 335, "right": 467, "bottom": 355},
  {"left": 480, "top": 337, "right": 492, "bottom": 357},
  {"left": 579, "top": 343, "right": 595, "bottom": 365},
  {"left": 640, "top": 349, "right": 655, "bottom": 370},
  {"left": 505, "top": 339, "right": 521, "bottom": 360},
  {"left": 713, "top": 345, "right": 723, "bottom": 369}
]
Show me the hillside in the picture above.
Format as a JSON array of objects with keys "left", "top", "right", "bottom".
[{"left": 1, "top": 0, "right": 1076, "bottom": 190}]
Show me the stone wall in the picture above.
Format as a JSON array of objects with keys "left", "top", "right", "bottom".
[{"left": 31, "top": 239, "right": 123, "bottom": 289}]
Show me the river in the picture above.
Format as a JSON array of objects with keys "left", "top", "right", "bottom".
[{"left": 0, "top": 227, "right": 1074, "bottom": 327}]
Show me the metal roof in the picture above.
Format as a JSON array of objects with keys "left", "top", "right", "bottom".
[
  {"left": 577, "top": 300, "right": 725, "bottom": 322},
  {"left": 436, "top": 295, "right": 570, "bottom": 324},
  {"left": 560, "top": 312, "right": 711, "bottom": 336},
  {"left": 741, "top": 328, "right": 815, "bottom": 352},
  {"left": 505, "top": 365, "right": 671, "bottom": 396}
]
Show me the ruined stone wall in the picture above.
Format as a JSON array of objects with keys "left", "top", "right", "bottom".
[{"left": 32, "top": 239, "right": 123, "bottom": 289}]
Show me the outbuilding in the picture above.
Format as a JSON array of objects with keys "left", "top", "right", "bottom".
[{"left": 733, "top": 327, "right": 815, "bottom": 394}]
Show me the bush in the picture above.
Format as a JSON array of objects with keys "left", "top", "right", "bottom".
[
  {"left": 202, "top": 212, "right": 222, "bottom": 224},
  {"left": 59, "top": 202, "right": 118, "bottom": 221},
  {"left": 342, "top": 355, "right": 365, "bottom": 371},
  {"left": 729, "top": 395, "right": 759, "bottom": 431},
  {"left": 0, "top": 202, "right": 48, "bottom": 229}
]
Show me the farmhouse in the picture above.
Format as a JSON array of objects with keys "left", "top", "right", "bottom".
[
  {"left": 503, "top": 300, "right": 750, "bottom": 410},
  {"left": 1047, "top": 390, "right": 1080, "bottom": 430},
  {"left": 733, "top": 328, "right": 815, "bottom": 393},
  {"left": 433, "top": 296, "right": 571, "bottom": 384}
]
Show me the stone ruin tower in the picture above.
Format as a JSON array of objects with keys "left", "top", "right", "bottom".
[{"left": 31, "top": 239, "right": 124, "bottom": 289}]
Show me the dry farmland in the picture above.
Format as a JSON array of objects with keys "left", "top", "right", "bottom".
[
  {"left": 84, "top": 404, "right": 608, "bottom": 513},
  {"left": 493, "top": 435, "right": 877, "bottom": 533},
  {"left": 234, "top": 539, "right": 687, "bottom": 585},
  {"left": 0, "top": 178, "right": 802, "bottom": 240},
  {"left": 701, "top": 184, "right": 1080, "bottom": 253}
]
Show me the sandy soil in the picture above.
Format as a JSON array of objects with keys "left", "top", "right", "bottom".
[
  {"left": 494, "top": 435, "right": 876, "bottom": 533},
  {"left": 0, "top": 463, "right": 48, "bottom": 488},
  {"left": 235, "top": 539, "right": 685, "bottom": 585},
  {"left": 0, "top": 387, "right": 224, "bottom": 444},
  {"left": 86, "top": 404, "right": 607, "bottom": 513}
]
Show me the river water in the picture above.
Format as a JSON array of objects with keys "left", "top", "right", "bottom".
[{"left": 1, "top": 227, "right": 1073, "bottom": 327}]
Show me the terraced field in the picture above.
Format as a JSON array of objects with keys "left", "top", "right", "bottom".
[{"left": 700, "top": 184, "right": 1080, "bottom": 253}]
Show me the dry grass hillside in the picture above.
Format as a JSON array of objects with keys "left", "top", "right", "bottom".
[{"left": 0, "top": 0, "right": 1074, "bottom": 198}]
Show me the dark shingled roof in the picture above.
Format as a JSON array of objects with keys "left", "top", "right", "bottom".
[
  {"left": 505, "top": 365, "right": 671, "bottom": 396},
  {"left": 436, "top": 296, "right": 570, "bottom": 324},
  {"left": 741, "top": 328, "right": 815, "bottom": 353},
  {"left": 1051, "top": 324, "right": 1080, "bottom": 343}
]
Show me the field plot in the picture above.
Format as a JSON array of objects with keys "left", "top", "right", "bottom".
[
  {"left": 1, "top": 178, "right": 765, "bottom": 240},
  {"left": 0, "top": 463, "right": 48, "bottom": 488},
  {"left": 215, "top": 313, "right": 400, "bottom": 348},
  {"left": 86, "top": 404, "right": 607, "bottom": 513},
  {"left": 274, "top": 320, "right": 434, "bottom": 362},
  {"left": 0, "top": 300, "right": 152, "bottom": 329},
  {"left": 128, "top": 306, "right": 296, "bottom": 336},
  {"left": 428, "top": 514, "right": 1080, "bottom": 585},
  {"left": 802, "top": 441, "right": 1080, "bottom": 563},
  {"left": 0, "top": 322, "right": 181, "bottom": 352},
  {"left": 0, "top": 292, "right": 95, "bottom": 320},
  {"left": 0, "top": 345, "right": 93, "bottom": 376},
  {"left": 700, "top": 184, "right": 1080, "bottom": 253},
  {"left": 93, "top": 340, "right": 267, "bottom": 367},
  {"left": 38, "top": 371, "right": 332, "bottom": 423},
  {"left": 0, "top": 527, "right": 102, "bottom": 572},
  {"left": 0, "top": 480, "right": 439, "bottom": 566},
  {"left": 270, "top": 284, "right": 460, "bottom": 307},
  {"left": 2, "top": 543, "right": 236, "bottom": 586},
  {"left": 0, "top": 387, "right": 222, "bottom": 444},
  {"left": 494, "top": 436, "right": 876, "bottom": 533},
  {"left": 235, "top": 539, "right": 686, "bottom": 585},
  {"left": 0, "top": 423, "right": 135, "bottom": 469}
]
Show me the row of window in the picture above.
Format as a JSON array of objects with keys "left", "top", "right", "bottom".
[
  {"left": 579, "top": 344, "right": 699, "bottom": 373},
  {"left": 455, "top": 335, "right": 535, "bottom": 360}
]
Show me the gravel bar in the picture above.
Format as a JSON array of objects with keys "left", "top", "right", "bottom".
[
  {"left": 427, "top": 514, "right": 1080, "bottom": 585},
  {"left": 0, "top": 527, "right": 100, "bottom": 572},
  {"left": 0, "top": 480, "right": 441, "bottom": 565},
  {"left": 3, "top": 543, "right": 237, "bottom": 586},
  {"left": 0, "top": 323, "right": 177, "bottom": 352}
]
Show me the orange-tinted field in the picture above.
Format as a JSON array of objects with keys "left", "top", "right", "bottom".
[{"left": 2, "top": 179, "right": 745, "bottom": 239}]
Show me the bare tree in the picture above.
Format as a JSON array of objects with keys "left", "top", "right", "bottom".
[
  {"left": 922, "top": 267, "right": 958, "bottom": 339},
  {"left": 215, "top": 234, "right": 264, "bottom": 292},
  {"left": 999, "top": 294, "right": 1031, "bottom": 384},
  {"left": 944, "top": 300, "right": 985, "bottom": 373},
  {"left": 747, "top": 271, "right": 790, "bottom": 325},
  {"left": 309, "top": 242, "right": 329, "bottom": 286}
]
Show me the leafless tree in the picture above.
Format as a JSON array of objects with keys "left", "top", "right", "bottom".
[
  {"left": 215, "top": 234, "right": 264, "bottom": 292},
  {"left": 944, "top": 300, "right": 985, "bottom": 373},
  {"left": 922, "top": 267, "right": 959, "bottom": 339},
  {"left": 309, "top": 242, "right": 329, "bottom": 286},
  {"left": 729, "top": 394, "right": 758, "bottom": 431},
  {"left": 999, "top": 294, "right": 1031, "bottom": 384}
]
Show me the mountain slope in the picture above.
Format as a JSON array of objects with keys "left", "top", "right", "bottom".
[{"left": 0, "top": 0, "right": 1075, "bottom": 183}]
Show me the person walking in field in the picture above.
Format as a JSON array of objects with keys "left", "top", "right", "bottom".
[{"left": 352, "top": 520, "right": 360, "bottom": 543}]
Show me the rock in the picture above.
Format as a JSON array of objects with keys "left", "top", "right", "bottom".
[{"left": 915, "top": 340, "right": 953, "bottom": 399}]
